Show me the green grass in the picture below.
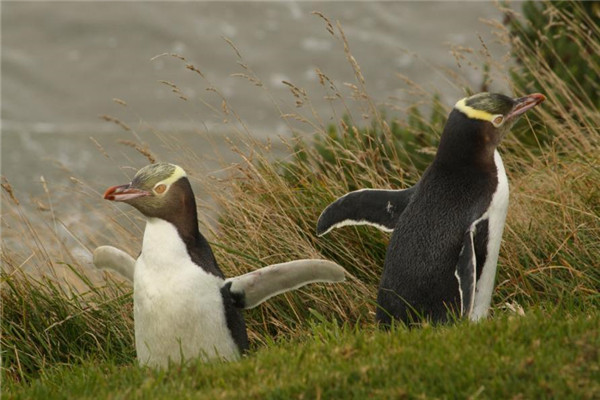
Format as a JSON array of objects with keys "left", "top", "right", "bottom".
[
  {"left": 5, "top": 307, "right": 599, "bottom": 399},
  {"left": 1, "top": 269, "right": 135, "bottom": 383},
  {"left": 2, "top": 2, "right": 599, "bottom": 398}
]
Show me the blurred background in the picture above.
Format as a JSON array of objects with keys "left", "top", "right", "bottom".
[{"left": 2, "top": 2, "right": 509, "bottom": 201}]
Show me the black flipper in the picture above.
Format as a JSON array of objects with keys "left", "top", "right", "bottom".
[
  {"left": 220, "top": 282, "right": 249, "bottom": 354},
  {"left": 316, "top": 186, "right": 417, "bottom": 236},
  {"left": 455, "top": 220, "right": 482, "bottom": 317}
]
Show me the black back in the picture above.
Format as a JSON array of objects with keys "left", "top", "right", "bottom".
[{"left": 376, "top": 110, "right": 499, "bottom": 325}]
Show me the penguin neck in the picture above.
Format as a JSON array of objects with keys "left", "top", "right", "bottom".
[
  {"left": 144, "top": 181, "right": 224, "bottom": 278},
  {"left": 434, "top": 110, "right": 497, "bottom": 170},
  {"left": 167, "top": 187, "right": 203, "bottom": 250}
]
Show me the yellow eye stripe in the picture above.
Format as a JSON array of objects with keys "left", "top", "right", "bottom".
[
  {"left": 454, "top": 98, "right": 497, "bottom": 122},
  {"left": 156, "top": 164, "right": 187, "bottom": 187}
]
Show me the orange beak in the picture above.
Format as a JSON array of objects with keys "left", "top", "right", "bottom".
[
  {"left": 103, "top": 184, "right": 150, "bottom": 202},
  {"left": 508, "top": 93, "right": 546, "bottom": 119}
]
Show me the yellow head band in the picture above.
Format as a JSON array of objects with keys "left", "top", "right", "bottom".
[
  {"left": 454, "top": 98, "right": 504, "bottom": 127},
  {"left": 156, "top": 164, "right": 187, "bottom": 187}
]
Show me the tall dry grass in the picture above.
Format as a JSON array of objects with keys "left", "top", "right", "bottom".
[{"left": 196, "top": 3, "right": 600, "bottom": 332}]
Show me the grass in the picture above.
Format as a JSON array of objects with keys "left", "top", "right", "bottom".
[
  {"left": 5, "top": 307, "right": 599, "bottom": 399},
  {"left": 2, "top": 2, "right": 599, "bottom": 398},
  {"left": 1, "top": 269, "right": 135, "bottom": 383}
]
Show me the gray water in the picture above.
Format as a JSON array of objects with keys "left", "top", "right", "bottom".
[
  {"left": 1, "top": 2, "right": 511, "bottom": 270},
  {"left": 2, "top": 1, "right": 510, "bottom": 194}
]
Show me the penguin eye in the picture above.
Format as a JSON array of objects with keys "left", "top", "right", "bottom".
[
  {"left": 154, "top": 184, "right": 167, "bottom": 194},
  {"left": 491, "top": 115, "right": 504, "bottom": 128}
]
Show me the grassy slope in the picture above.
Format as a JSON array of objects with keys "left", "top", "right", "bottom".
[{"left": 6, "top": 308, "right": 599, "bottom": 399}]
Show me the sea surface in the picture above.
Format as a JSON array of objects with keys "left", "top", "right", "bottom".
[{"left": 1, "top": 2, "right": 513, "bottom": 273}]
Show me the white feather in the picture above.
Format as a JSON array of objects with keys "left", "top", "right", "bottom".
[
  {"left": 134, "top": 218, "right": 239, "bottom": 368},
  {"left": 455, "top": 223, "right": 477, "bottom": 317},
  {"left": 454, "top": 266, "right": 464, "bottom": 317},
  {"left": 470, "top": 150, "right": 509, "bottom": 321},
  {"left": 319, "top": 219, "right": 394, "bottom": 237},
  {"left": 93, "top": 246, "right": 135, "bottom": 281}
]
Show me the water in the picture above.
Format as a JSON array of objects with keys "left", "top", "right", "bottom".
[
  {"left": 2, "top": 1, "right": 509, "bottom": 189},
  {"left": 1, "top": 2, "right": 510, "bottom": 272}
]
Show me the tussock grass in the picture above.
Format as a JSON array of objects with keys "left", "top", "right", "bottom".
[
  {"left": 198, "top": 1, "right": 600, "bottom": 336},
  {"left": 5, "top": 308, "right": 599, "bottom": 399},
  {"left": 2, "top": 1, "right": 598, "bottom": 395},
  {"left": 1, "top": 268, "right": 134, "bottom": 383}
]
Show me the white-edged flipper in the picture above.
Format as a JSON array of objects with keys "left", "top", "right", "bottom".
[
  {"left": 455, "top": 224, "right": 478, "bottom": 317},
  {"left": 93, "top": 245, "right": 136, "bottom": 282},
  {"left": 225, "top": 259, "right": 346, "bottom": 309},
  {"left": 316, "top": 186, "right": 417, "bottom": 236}
]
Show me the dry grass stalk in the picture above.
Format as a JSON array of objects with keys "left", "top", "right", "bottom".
[
  {"left": 112, "top": 98, "right": 127, "bottom": 106},
  {"left": 89, "top": 137, "right": 109, "bottom": 159},
  {"left": 99, "top": 114, "right": 131, "bottom": 132},
  {"left": 117, "top": 140, "right": 156, "bottom": 163},
  {"left": 185, "top": 63, "right": 205, "bottom": 78},
  {"left": 1, "top": 177, "right": 20, "bottom": 205}
]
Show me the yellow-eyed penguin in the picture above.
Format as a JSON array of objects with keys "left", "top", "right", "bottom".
[
  {"left": 99, "top": 163, "right": 345, "bottom": 367},
  {"left": 316, "top": 92, "right": 545, "bottom": 325}
]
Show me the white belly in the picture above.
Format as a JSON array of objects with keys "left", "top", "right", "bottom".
[
  {"left": 134, "top": 218, "right": 239, "bottom": 368},
  {"left": 471, "top": 150, "right": 509, "bottom": 321}
]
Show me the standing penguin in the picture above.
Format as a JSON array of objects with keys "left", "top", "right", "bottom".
[
  {"left": 99, "top": 162, "right": 345, "bottom": 368},
  {"left": 317, "top": 92, "right": 545, "bottom": 325}
]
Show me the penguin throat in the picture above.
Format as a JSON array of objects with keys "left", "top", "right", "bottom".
[
  {"left": 435, "top": 110, "right": 498, "bottom": 169},
  {"left": 157, "top": 178, "right": 203, "bottom": 247},
  {"left": 145, "top": 179, "right": 224, "bottom": 278},
  {"left": 143, "top": 216, "right": 224, "bottom": 278}
]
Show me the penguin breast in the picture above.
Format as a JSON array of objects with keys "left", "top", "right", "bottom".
[
  {"left": 133, "top": 218, "right": 240, "bottom": 367},
  {"left": 470, "top": 150, "right": 509, "bottom": 320}
]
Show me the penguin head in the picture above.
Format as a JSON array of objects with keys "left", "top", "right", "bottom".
[
  {"left": 103, "top": 162, "right": 194, "bottom": 220},
  {"left": 453, "top": 92, "right": 546, "bottom": 145},
  {"left": 436, "top": 92, "right": 545, "bottom": 165}
]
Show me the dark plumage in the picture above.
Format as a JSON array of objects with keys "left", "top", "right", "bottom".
[{"left": 317, "top": 92, "right": 545, "bottom": 326}]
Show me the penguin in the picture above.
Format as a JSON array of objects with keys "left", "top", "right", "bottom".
[
  {"left": 317, "top": 92, "right": 545, "bottom": 326},
  {"left": 100, "top": 162, "right": 345, "bottom": 368}
]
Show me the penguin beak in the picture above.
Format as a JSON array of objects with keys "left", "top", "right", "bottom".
[
  {"left": 508, "top": 93, "right": 546, "bottom": 119},
  {"left": 104, "top": 184, "right": 151, "bottom": 202}
]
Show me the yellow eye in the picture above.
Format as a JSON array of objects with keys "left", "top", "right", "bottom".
[
  {"left": 154, "top": 184, "right": 167, "bottom": 194},
  {"left": 492, "top": 115, "right": 504, "bottom": 127}
]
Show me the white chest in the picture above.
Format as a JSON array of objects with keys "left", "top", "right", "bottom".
[
  {"left": 133, "top": 218, "right": 239, "bottom": 368},
  {"left": 471, "top": 150, "right": 509, "bottom": 320}
]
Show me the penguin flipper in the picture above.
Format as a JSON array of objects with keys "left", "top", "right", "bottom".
[
  {"left": 455, "top": 224, "right": 477, "bottom": 317},
  {"left": 316, "top": 186, "right": 417, "bottom": 236},
  {"left": 93, "top": 245, "right": 136, "bottom": 282},
  {"left": 225, "top": 259, "right": 346, "bottom": 309}
]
